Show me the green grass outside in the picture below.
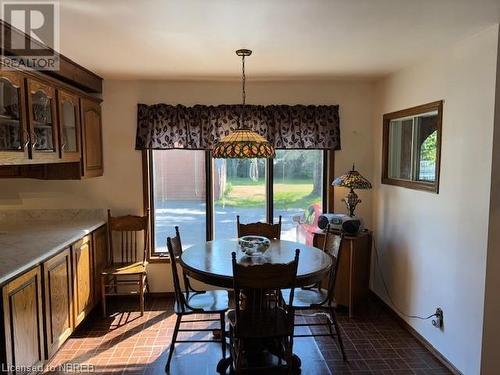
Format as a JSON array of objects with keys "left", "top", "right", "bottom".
[
  {"left": 215, "top": 178, "right": 321, "bottom": 209},
  {"left": 228, "top": 177, "right": 316, "bottom": 186}
]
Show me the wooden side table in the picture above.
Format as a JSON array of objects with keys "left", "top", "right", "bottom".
[{"left": 313, "top": 229, "right": 372, "bottom": 318}]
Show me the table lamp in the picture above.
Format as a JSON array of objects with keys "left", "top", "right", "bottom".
[{"left": 332, "top": 164, "right": 372, "bottom": 217}]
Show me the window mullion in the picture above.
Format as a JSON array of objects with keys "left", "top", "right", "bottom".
[
  {"left": 266, "top": 157, "right": 273, "bottom": 223},
  {"left": 206, "top": 150, "right": 213, "bottom": 241}
]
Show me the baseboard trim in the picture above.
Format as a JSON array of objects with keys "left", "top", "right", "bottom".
[{"left": 369, "top": 290, "right": 462, "bottom": 375}]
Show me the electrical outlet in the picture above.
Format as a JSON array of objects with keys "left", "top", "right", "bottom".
[{"left": 432, "top": 308, "right": 443, "bottom": 328}]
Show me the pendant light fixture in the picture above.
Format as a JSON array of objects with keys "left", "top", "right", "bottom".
[{"left": 213, "top": 49, "right": 275, "bottom": 159}]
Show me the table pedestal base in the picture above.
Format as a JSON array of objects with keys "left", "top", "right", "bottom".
[{"left": 216, "top": 353, "right": 301, "bottom": 374}]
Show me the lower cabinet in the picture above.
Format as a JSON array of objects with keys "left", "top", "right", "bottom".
[
  {"left": 2, "top": 266, "right": 45, "bottom": 374},
  {"left": 0, "top": 225, "right": 107, "bottom": 372},
  {"left": 72, "top": 235, "right": 94, "bottom": 326},
  {"left": 43, "top": 248, "right": 73, "bottom": 358}
]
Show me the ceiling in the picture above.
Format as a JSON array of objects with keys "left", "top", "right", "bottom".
[{"left": 56, "top": 0, "right": 500, "bottom": 80}]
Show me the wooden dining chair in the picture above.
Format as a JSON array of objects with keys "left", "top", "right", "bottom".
[
  {"left": 100, "top": 209, "right": 149, "bottom": 317},
  {"left": 281, "top": 226, "right": 347, "bottom": 361},
  {"left": 236, "top": 215, "right": 282, "bottom": 239},
  {"left": 228, "top": 249, "right": 300, "bottom": 374},
  {"left": 165, "top": 227, "right": 229, "bottom": 373}
]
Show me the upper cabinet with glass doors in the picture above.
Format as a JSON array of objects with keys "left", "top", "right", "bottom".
[
  {"left": 0, "top": 70, "right": 29, "bottom": 164},
  {"left": 58, "top": 89, "right": 81, "bottom": 162},
  {"left": 26, "top": 78, "right": 59, "bottom": 162}
]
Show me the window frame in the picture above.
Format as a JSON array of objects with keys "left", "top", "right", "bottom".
[
  {"left": 381, "top": 101, "right": 443, "bottom": 193},
  {"left": 142, "top": 149, "right": 335, "bottom": 262}
]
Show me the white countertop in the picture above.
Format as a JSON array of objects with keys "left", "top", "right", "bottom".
[{"left": 0, "top": 210, "right": 106, "bottom": 285}]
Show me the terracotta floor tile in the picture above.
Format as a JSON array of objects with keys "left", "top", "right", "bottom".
[{"left": 44, "top": 296, "right": 452, "bottom": 375}]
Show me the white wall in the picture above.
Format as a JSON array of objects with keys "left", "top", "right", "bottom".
[
  {"left": 481, "top": 29, "right": 500, "bottom": 375},
  {"left": 0, "top": 79, "right": 376, "bottom": 291},
  {"left": 371, "top": 25, "right": 499, "bottom": 375}
]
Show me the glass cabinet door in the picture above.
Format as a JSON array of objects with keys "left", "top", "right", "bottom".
[
  {"left": 0, "top": 71, "right": 28, "bottom": 161},
  {"left": 58, "top": 90, "right": 80, "bottom": 161},
  {"left": 28, "top": 79, "right": 59, "bottom": 161}
]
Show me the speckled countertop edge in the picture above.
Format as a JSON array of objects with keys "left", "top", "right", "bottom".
[{"left": 0, "top": 210, "right": 106, "bottom": 286}]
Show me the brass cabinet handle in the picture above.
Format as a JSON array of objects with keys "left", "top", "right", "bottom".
[
  {"left": 24, "top": 129, "right": 30, "bottom": 149},
  {"left": 31, "top": 131, "right": 38, "bottom": 150},
  {"left": 19, "top": 129, "right": 30, "bottom": 150}
]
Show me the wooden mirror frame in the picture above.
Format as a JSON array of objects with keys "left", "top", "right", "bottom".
[{"left": 381, "top": 100, "right": 443, "bottom": 193}]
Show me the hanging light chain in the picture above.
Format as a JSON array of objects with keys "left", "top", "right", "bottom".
[{"left": 242, "top": 54, "right": 246, "bottom": 106}]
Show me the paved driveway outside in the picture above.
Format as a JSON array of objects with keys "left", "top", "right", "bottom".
[{"left": 153, "top": 200, "right": 304, "bottom": 251}]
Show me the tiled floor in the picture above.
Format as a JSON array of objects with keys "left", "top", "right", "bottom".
[{"left": 45, "top": 296, "right": 451, "bottom": 374}]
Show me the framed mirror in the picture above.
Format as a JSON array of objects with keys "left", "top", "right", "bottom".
[{"left": 382, "top": 101, "right": 443, "bottom": 193}]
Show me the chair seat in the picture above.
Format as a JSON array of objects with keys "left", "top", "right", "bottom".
[
  {"left": 227, "top": 308, "right": 291, "bottom": 338},
  {"left": 175, "top": 290, "right": 229, "bottom": 314},
  {"left": 282, "top": 288, "right": 328, "bottom": 308},
  {"left": 101, "top": 261, "right": 147, "bottom": 276}
]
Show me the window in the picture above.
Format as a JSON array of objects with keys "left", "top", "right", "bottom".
[
  {"left": 144, "top": 150, "right": 332, "bottom": 258},
  {"left": 213, "top": 158, "right": 267, "bottom": 239},
  {"left": 382, "top": 101, "right": 442, "bottom": 193},
  {"left": 273, "top": 150, "right": 325, "bottom": 244},
  {"left": 149, "top": 150, "right": 207, "bottom": 256}
]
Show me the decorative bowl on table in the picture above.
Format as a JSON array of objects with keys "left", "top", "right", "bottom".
[{"left": 238, "top": 235, "right": 271, "bottom": 257}]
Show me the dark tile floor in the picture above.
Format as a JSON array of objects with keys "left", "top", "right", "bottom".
[{"left": 45, "top": 296, "right": 451, "bottom": 374}]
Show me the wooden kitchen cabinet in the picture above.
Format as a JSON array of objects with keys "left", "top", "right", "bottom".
[
  {"left": 92, "top": 225, "right": 108, "bottom": 304},
  {"left": 57, "top": 89, "right": 81, "bottom": 163},
  {"left": 0, "top": 70, "right": 29, "bottom": 165},
  {"left": 0, "top": 21, "right": 103, "bottom": 174},
  {"left": 1, "top": 266, "right": 45, "bottom": 374},
  {"left": 43, "top": 248, "right": 73, "bottom": 358},
  {"left": 313, "top": 230, "right": 372, "bottom": 318},
  {"left": 72, "top": 235, "right": 94, "bottom": 326},
  {"left": 80, "top": 98, "right": 103, "bottom": 178},
  {"left": 26, "top": 78, "right": 59, "bottom": 163}
]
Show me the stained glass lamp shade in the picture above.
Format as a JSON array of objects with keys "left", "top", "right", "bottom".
[
  {"left": 332, "top": 165, "right": 372, "bottom": 217},
  {"left": 213, "top": 49, "right": 275, "bottom": 159},
  {"left": 213, "top": 129, "right": 275, "bottom": 158}
]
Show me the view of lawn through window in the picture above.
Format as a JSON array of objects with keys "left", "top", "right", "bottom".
[
  {"left": 151, "top": 149, "right": 325, "bottom": 254},
  {"left": 274, "top": 150, "right": 323, "bottom": 243}
]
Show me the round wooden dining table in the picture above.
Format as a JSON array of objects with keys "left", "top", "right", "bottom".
[
  {"left": 180, "top": 239, "right": 332, "bottom": 374},
  {"left": 180, "top": 238, "right": 332, "bottom": 289}
]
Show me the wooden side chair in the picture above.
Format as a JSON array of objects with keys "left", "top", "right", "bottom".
[
  {"left": 100, "top": 210, "right": 149, "bottom": 317},
  {"left": 236, "top": 215, "right": 282, "bottom": 239},
  {"left": 281, "top": 226, "right": 347, "bottom": 361},
  {"left": 228, "top": 249, "right": 300, "bottom": 374},
  {"left": 165, "top": 227, "right": 229, "bottom": 373}
]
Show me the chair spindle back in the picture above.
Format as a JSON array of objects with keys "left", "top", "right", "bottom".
[
  {"left": 107, "top": 209, "right": 149, "bottom": 265},
  {"left": 323, "top": 225, "right": 345, "bottom": 303},
  {"left": 237, "top": 215, "right": 282, "bottom": 239},
  {"left": 231, "top": 249, "right": 299, "bottom": 335},
  {"left": 167, "top": 227, "right": 187, "bottom": 313}
]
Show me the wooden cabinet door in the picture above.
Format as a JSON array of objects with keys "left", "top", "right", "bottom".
[
  {"left": 26, "top": 78, "right": 59, "bottom": 163},
  {"left": 80, "top": 98, "right": 103, "bottom": 177},
  {"left": 0, "top": 69, "right": 29, "bottom": 165},
  {"left": 57, "top": 89, "right": 81, "bottom": 162},
  {"left": 92, "top": 225, "right": 108, "bottom": 303},
  {"left": 72, "top": 235, "right": 94, "bottom": 326},
  {"left": 2, "top": 267, "right": 44, "bottom": 374},
  {"left": 43, "top": 248, "right": 73, "bottom": 358}
]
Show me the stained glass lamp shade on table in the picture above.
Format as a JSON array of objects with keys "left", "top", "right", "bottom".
[{"left": 332, "top": 165, "right": 372, "bottom": 217}]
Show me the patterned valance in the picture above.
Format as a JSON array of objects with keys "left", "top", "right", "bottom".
[{"left": 135, "top": 104, "right": 340, "bottom": 150}]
